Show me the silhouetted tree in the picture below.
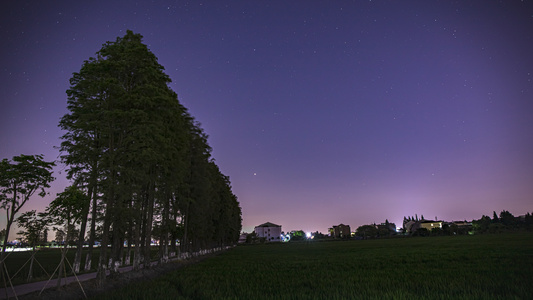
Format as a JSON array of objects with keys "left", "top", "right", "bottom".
[
  {"left": 499, "top": 210, "right": 516, "bottom": 228},
  {"left": 60, "top": 30, "right": 242, "bottom": 286},
  {"left": 46, "top": 186, "right": 88, "bottom": 287},
  {"left": 289, "top": 230, "right": 306, "bottom": 241},
  {"left": 473, "top": 215, "right": 491, "bottom": 233},
  {"left": 16, "top": 210, "right": 48, "bottom": 250},
  {"left": 355, "top": 225, "right": 378, "bottom": 239},
  {"left": 413, "top": 228, "right": 429, "bottom": 237},
  {"left": 492, "top": 211, "right": 499, "bottom": 223},
  {"left": 524, "top": 212, "right": 533, "bottom": 231},
  {"left": 0, "top": 154, "right": 54, "bottom": 280},
  {"left": 16, "top": 210, "right": 49, "bottom": 281}
]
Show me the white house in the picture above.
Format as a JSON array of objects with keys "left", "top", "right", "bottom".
[{"left": 254, "top": 222, "right": 282, "bottom": 242}]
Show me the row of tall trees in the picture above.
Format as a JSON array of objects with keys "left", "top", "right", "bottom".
[
  {"left": 56, "top": 31, "right": 241, "bottom": 285},
  {"left": 0, "top": 31, "right": 241, "bottom": 287},
  {"left": 473, "top": 210, "right": 533, "bottom": 233}
]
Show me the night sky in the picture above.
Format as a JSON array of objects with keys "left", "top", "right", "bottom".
[{"left": 1, "top": 1, "right": 533, "bottom": 237}]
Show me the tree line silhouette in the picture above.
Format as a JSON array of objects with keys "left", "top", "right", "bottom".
[{"left": 1, "top": 31, "right": 242, "bottom": 287}]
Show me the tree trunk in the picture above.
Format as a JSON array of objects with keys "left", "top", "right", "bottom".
[
  {"left": 0, "top": 198, "right": 17, "bottom": 283},
  {"left": 110, "top": 193, "right": 125, "bottom": 276},
  {"left": 27, "top": 249, "right": 35, "bottom": 282},
  {"left": 96, "top": 202, "right": 111, "bottom": 288},
  {"left": 124, "top": 200, "right": 134, "bottom": 267},
  {"left": 138, "top": 190, "right": 147, "bottom": 268},
  {"left": 74, "top": 182, "right": 93, "bottom": 273},
  {"left": 97, "top": 134, "right": 116, "bottom": 287},
  {"left": 84, "top": 178, "right": 98, "bottom": 271},
  {"left": 132, "top": 196, "right": 142, "bottom": 270},
  {"left": 133, "top": 216, "right": 142, "bottom": 270},
  {"left": 57, "top": 229, "right": 69, "bottom": 289},
  {"left": 181, "top": 199, "right": 190, "bottom": 254},
  {"left": 143, "top": 181, "right": 155, "bottom": 268},
  {"left": 124, "top": 234, "right": 131, "bottom": 266},
  {"left": 170, "top": 212, "right": 177, "bottom": 255},
  {"left": 159, "top": 193, "right": 170, "bottom": 264},
  {"left": 110, "top": 228, "right": 122, "bottom": 276}
]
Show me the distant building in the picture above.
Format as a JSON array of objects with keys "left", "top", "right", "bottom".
[
  {"left": 451, "top": 221, "right": 472, "bottom": 228},
  {"left": 254, "top": 222, "right": 282, "bottom": 242},
  {"left": 448, "top": 221, "right": 473, "bottom": 234},
  {"left": 419, "top": 220, "right": 444, "bottom": 231},
  {"left": 403, "top": 220, "right": 420, "bottom": 233},
  {"left": 330, "top": 224, "right": 351, "bottom": 239}
]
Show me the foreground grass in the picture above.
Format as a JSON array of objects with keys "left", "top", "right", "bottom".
[
  {"left": 97, "top": 232, "right": 533, "bottom": 299},
  {"left": 1, "top": 248, "right": 92, "bottom": 286},
  {"left": 1, "top": 247, "right": 161, "bottom": 286}
]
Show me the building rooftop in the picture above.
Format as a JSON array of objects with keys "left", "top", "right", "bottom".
[{"left": 255, "top": 222, "right": 281, "bottom": 228}]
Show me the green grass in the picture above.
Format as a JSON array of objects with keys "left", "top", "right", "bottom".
[
  {"left": 96, "top": 232, "right": 533, "bottom": 299},
  {"left": 1, "top": 248, "right": 95, "bottom": 285}
]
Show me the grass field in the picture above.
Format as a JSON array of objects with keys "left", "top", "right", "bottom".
[
  {"left": 1, "top": 248, "right": 95, "bottom": 286},
  {"left": 96, "top": 232, "right": 533, "bottom": 299},
  {"left": 1, "top": 247, "right": 161, "bottom": 286}
]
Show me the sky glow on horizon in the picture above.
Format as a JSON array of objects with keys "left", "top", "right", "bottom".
[{"left": 1, "top": 1, "right": 533, "bottom": 237}]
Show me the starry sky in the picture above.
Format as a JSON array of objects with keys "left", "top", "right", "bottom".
[{"left": 1, "top": 1, "right": 533, "bottom": 237}]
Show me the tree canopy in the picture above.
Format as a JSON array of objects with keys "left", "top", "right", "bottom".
[{"left": 0, "top": 154, "right": 54, "bottom": 253}]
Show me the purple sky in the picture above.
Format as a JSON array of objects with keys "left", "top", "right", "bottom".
[{"left": 1, "top": 1, "right": 532, "bottom": 236}]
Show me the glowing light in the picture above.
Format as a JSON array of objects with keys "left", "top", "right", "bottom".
[
  {"left": 281, "top": 234, "right": 291, "bottom": 242},
  {"left": 306, "top": 232, "right": 312, "bottom": 239}
]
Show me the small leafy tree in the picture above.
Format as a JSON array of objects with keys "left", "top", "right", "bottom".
[
  {"left": 355, "top": 225, "right": 378, "bottom": 239},
  {"left": 16, "top": 210, "right": 48, "bottom": 250},
  {"left": 245, "top": 232, "right": 257, "bottom": 244},
  {"left": 413, "top": 228, "right": 429, "bottom": 237},
  {"left": 0, "top": 154, "right": 54, "bottom": 278},
  {"left": 54, "top": 229, "right": 65, "bottom": 243},
  {"left": 16, "top": 210, "right": 49, "bottom": 281},
  {"left": 46, "top": 186, "right": 88, "bottom": 285},
  {"left": 47, "top": 186, "right": 88, "bottom": 237},
  {"left": 473, "top": 215, "right": 492, "bottom": 233},
  {"left": 40, "top": 228, "right": 48, "bottom": 246},
  {"left": 430, "top": 227, "right": 443, "bottom": 236},
  {"left": 499, "top": 210, "right": 516, "bottom": 229}
]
